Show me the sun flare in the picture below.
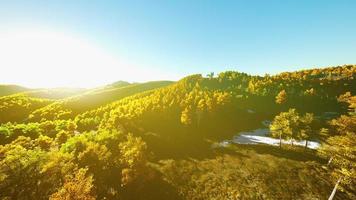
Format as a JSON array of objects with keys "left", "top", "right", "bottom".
[{"left": 0, "top": 30, "right": 148, "bottom": 88}]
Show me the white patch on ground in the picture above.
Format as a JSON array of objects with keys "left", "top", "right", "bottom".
[
  {"left": 247, "top": 109, "right": 256, "bottom": 114},
  {"left": 214, "top": 127, "right": 320, "bottom": 149}
]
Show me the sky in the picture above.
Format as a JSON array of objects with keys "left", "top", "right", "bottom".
[{"left": 0, "top": 0, "right": 356, "bottom": 88}]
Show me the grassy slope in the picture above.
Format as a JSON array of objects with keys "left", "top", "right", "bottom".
[{"left": 152, "top": 144, "right": 348, "bottom": 200}]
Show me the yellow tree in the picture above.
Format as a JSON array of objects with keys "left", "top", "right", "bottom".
[
  {"left": 50, "top": 168, "right": 96, "bottom": 200},
  {"left": 298, "top": 113, "right": 315, "bottom": 149},
  {"left": 55, "top": 130, "right": 72, "bottom": 145},
  {"left": 181, "top": 106, "right": 193, "bottom": 125},
  {"left": 269, "top": 109, "right": 296, "bottom": 148},
  {"left": 275, "top": 90, "right": 287, "bottom": 104},
  {"left": 319, "top": 93, "right": 356, "bottom": 200},
  {"left": 319, "top": 133, "right": 356, "bottom": 200},
  {"left": 118, "top": 134, "right": 147, "bottom": 186},
  {"left": 196, "top": 99, "right": 206, "bottom": 127},
  {"left": 270, "top": 109, "right": 315, "bottom": 148}
]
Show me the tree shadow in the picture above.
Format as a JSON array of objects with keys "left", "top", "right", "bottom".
[
  {"left": 233, "top": 143, "right": 325, "bottom": 163},
  {"left": 143, "top": 133, "right": 221, "bottom": 160},
  {"left": 122, "top": 177, "right": 183, "bottom": 200}
]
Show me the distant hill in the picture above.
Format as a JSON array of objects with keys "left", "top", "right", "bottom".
[
  {"left": 0, "top": 87, "right": 87, "bottom": 123},
  {"left": 21, "top": 88, "right": 87, "bottom": 99},
  {"left": 0, "top": 94, "right": 54, "bottom": 123},
  {"left": 28, "top": 80, "right": 174, "bottom": 121},
  {"left": 105, "top": 80, "right": 131, "bottom": 88},
  {"left": 0, "top": 84, "right": 29, "bottom": 97},
  {"left": 0, "top": 84, "right": 87, "bottom": 101}
]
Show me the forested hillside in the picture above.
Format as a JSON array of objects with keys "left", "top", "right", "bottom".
[
  {"left": 28, "top": 81, "right": 173, "bottom": 122},
  {"left": 0, "top": 94, "right": 55, "bottom": 124},
  {"left": 0, "top": 85, "right": 29, "bottom": 97},
  {"left": 21, "top": 88, "right": 87, "bottom": 99},
  {"left": 0, "top": 65, "right": 355, "bottom": 199}
]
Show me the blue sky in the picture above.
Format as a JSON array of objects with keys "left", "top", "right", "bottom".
[{"left": 1, "top": 0, "right": 356, "bottom": 87}]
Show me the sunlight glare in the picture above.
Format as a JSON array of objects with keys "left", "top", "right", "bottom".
[{"left": 0, "top": 30, "right": 151, "bottom": 88}]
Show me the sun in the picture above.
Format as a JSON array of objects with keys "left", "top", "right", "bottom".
[{"left": 0, "top": 30, "right": 143, "bottom": 88}]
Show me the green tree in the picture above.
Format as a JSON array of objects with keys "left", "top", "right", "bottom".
[
  {"left": 207, "top": 72, "right": 214, "bottom": 79},
  {"left": 0, "top": 126, "right": 10, "bottom": 144}
]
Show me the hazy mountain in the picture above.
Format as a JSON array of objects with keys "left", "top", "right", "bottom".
[{"left": 0, "top": 84, "right": 29, "bottom": 97}]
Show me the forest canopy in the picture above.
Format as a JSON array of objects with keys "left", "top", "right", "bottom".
[{"left": 0, "top": 65, "right": 355, "bottom": 200}]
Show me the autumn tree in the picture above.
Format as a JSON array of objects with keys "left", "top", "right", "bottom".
[
  {"left": 35, "top": 135, "right": 54, "bottom": 150},
  {"left": 118, "top": 134, "right": 148, "bottom": 186},
  {"left": 0, "top": 144, "right": 48, "bottom": 199},
  {"left": 319, "top": 93, "right": 356, "bottom": 199},
  {"left": 304, "top": 88, "right": 316, "bottom": 96},
  {"left": 319, "top": 133, "right": 356, "bottom": 200},
  {"left": 275, "top": 90, "right": 287, "bottom": 104},
  {"left": 55, "top": 130, "right": 72, "bottom": 145},
  {"left": 270, "top": 109, "right": 315, "bottom": 148},
  {"left": 270, "top": 109, "right": 297, "bottom": 148},
  {"left": 298, "top": 113, "right": 315, "bottom": 149},
  {"left": 196, "top": 99, "right": 206, "bottom": 127},
  {"left": 181, "top": 106, "right": 193, "bottom": 125},
  {"left": 337, "top": 92, "right": 356, "bottom": 113},
  {"left": 49, "top": 168, "right": 96, "bottom": 200}
]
